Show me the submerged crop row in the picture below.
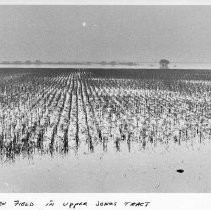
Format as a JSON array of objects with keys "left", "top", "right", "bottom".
[{"left": 0, "top": 68, "right": 211, "bottom": 161}]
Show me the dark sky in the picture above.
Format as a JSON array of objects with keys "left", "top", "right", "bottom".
[{"left": 1, "top": 5, "right": 211, "bottom": 62}]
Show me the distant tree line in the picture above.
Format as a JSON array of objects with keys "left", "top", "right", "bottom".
[
  {"left": 1, "top": 60, "right": 171, "bottom": 69},
  {"left": 1, "top": 60, "right": 43, "bottom": 64},
  {"left": 0, "top": 60, "right": 139, "bottom": 66},
  {"left": 99, "top": 61, "right": 137, "bottom": 66}
]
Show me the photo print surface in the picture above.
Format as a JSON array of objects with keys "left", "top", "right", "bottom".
[{"left": 0, "top": 5, "right": 211, "bottom": 193}]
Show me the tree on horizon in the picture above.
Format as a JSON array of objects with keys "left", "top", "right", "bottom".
[{"left": 159, "top": 59, "right": 170, "bottom": 69}]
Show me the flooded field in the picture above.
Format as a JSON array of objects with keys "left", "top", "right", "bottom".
[{"left": 1, "top": 68, "right": 211, "bottom": 192}]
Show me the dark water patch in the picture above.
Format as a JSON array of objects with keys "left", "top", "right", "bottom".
[{"left": 176, "top": 169, "right": 184, "bottom": 173}]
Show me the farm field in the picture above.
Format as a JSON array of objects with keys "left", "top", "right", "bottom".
[{"left": 1, "top": 68, "right": 211, "bottom": 192}]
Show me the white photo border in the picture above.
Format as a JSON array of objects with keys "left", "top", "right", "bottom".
[{"left": 0, "top": 1, "right": 211, "bottom": 210}]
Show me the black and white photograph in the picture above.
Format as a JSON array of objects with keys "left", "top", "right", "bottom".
[{"left": 1, "top": 1, "right": 211, "bottom": 195}]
